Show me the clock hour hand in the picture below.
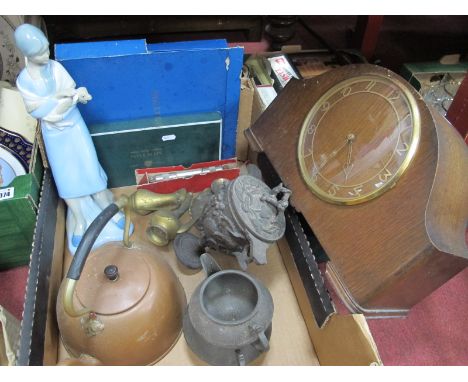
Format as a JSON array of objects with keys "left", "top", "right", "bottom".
[
  {"left": 317, "top": 137, "right": 350, "bottom": 171},
  {"left": 343, "top": 134, "right": 355, "bottom": 183}
]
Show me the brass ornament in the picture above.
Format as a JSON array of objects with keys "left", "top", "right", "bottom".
[{"left": 122, "top": 188, "right": 188, "bottom": 247}]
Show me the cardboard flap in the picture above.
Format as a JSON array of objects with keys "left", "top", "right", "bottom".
[
  {"left": 0, "top": 305, "right": 20, "bottom": 366},
  {"left": 278, "top": 237, "right": 382, "bottom": 366},
  {"left": 310, "top": 314, "right": 382, "bottom": 366}
]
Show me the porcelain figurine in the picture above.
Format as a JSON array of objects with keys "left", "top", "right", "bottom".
[{"left": 14, "top": 23, "right": 125, "bottom": 253}]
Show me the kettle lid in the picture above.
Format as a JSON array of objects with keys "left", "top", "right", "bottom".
[{"left": 76, "top": 245, "right": 151, "bottom": 315}]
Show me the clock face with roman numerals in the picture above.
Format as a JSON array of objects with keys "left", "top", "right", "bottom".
[{"left": 297, "top": 74, "right": 421, "bottom": 205}]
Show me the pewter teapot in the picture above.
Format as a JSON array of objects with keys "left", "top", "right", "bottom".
[{"left": 183, "top": 253, "right": 274, "bottom": 366}]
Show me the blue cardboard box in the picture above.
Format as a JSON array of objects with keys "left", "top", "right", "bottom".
[{"left": 55, "top": 39, "right": 244, "bottom": 165}]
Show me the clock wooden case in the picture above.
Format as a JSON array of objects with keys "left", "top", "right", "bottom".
[{"left": 246, "top": 64, "right": 468, "bottom": 317}]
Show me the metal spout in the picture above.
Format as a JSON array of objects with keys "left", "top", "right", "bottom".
[
  {"left": 146, "top": 193, "right": 196, "bottom": 246},
  {"left": 127, "top": 188, "right": 188, "bottom": 215},
  {"left": 123, "top": 188, "right": 188, "bottom": 247}
]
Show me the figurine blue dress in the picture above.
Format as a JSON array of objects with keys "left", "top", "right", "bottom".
[
  {"left": 16, "top": 59, "right": 108, "bottom": 198},
  {"left": 14, "top": 23, "right": 125, "bottom": 253}
]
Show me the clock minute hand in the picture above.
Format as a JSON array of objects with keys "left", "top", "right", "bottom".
[{"left": 343, "top": 134, "right": 355, "bottom": 183}]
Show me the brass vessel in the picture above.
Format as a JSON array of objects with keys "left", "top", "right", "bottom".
[
  {"left": 146, "top": 192, "right": 195, "bottom": 246},
  {"left": 122, "top": 188, "right": 188, "bottom": 246}
]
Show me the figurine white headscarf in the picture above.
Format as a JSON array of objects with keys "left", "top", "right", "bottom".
[
  {"left": 14, "top": 23, "right": 126, "bottom": 252},
  {"left": 14, "top": 23, "right": 49, "bottom": 58}
]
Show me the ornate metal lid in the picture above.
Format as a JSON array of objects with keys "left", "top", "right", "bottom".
[{"left": 228, "top": 175, "right": 286, "bottom": 242}]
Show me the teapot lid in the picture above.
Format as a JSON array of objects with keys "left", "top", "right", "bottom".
[
  {"left": 76, "top": 244, "right": 151, "bottom": 315},
  {"left": 228, "top": 175, "right": 286, "bottom": 242}
]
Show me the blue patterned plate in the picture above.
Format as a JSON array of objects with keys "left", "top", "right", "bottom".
[
  {"left": 0, "top": 127, "right": 33, "bottom": 171},
  {"left": 0, "top": 146, "right": 26, "bottom": 188}
]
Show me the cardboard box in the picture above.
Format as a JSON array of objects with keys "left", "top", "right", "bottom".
[
  {"left": 0, "top": 85, "right": 37, "bottom": 145},
  {"left": 0, "top": 142, "right": 43, "bottom": 269},
  {"left": 0, "top": 305, "right": 20, "bottom": 366},
  {"left": 55, "top": 39, "right": 243, "bottom": 160},
  {"left": 16, "top": 171, "right": 381, "bottom": 366},
  {"left": 16, "top": 44, "right": 381, "bottom": 365},
  {"left": 0, "top": 85, "right": 43, "bottom": 269},
  {"left": 88, "top": 112, "right": 223, "bottom": 187},
  {"left": 401, "top": 61, "right": 468, "bottom": 91},
  {"left": 236, "top": 78, "right": 255, "bottom": 161}
]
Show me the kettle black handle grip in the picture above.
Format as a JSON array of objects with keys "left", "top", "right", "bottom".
[{"left": 66, "top": 203, "right": 121, "bottom": 280}]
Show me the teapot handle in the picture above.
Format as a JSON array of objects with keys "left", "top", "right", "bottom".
[
  {"left": 200, "top": 253, "right": 222, "bottom": 278},
  {"left": 250, "top": 324, "right": 270, "bottom": 353},
  {"left": 256, "top": 330, "right": 270, "bottom": 352},
  {"left": 63, "top": 198, "right": 126, "bottom": 317}
]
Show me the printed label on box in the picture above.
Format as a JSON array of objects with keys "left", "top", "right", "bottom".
[
  {"left": 162, "top": 134, "right": 176, "bottom": 142},
  {"left": 0, "top": 187, "right": 14, "bottom": 201},
  {"left": 268, "top": 56, "right": 300, "bottom": 88}
]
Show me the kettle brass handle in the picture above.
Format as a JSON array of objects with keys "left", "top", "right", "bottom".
[
  {"left": 63, "top": 199, "right": 126, "bottom": 317},
  {"left": 62, "top": 190, "right": 188, "bottom": 317},
  {"left": 63, "top": 278, "right": 89, "bottom": 317}
]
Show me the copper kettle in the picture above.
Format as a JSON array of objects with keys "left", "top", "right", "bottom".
[{"left": 56, "top": 193, "right": 187, "bottom": 366}]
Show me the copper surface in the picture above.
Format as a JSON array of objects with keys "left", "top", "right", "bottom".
[
  {"left": 57, "top": 242, "right": 186, "bottom": 366},
  {"left": 75, "top": 244, "right": 151, "bottom": 315}
]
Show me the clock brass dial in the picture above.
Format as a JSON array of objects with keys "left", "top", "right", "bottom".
[{"left": 298, "top": 74, "right": 421, "bottom": 205}]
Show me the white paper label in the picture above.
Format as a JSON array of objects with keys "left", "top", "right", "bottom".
[
  {"left": 162, "top": 134, "right": 176, "bottom": 142},
  {"left": 0, "top": 187, "right": 14, "bottom": 201},
  {"left": 268, "top": 56, "right": 300, "bottom": 88}
]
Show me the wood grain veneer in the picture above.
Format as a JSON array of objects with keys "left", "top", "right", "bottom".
[{"left": 246, "top": 64, "right": 468, "bottom": 316}]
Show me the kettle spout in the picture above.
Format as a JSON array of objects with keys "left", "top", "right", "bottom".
[{"left": 128, "top": 189, "right": 188, "bottom": 215}]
